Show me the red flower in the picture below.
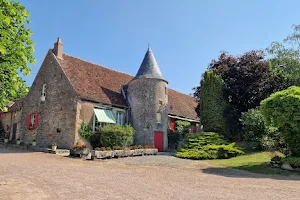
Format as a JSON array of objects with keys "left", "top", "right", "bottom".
[{"left": 48, "top": 133, "right": 52, "bottom": 137}]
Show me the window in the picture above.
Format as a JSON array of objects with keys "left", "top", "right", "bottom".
[
  {"left": 165, "top": 87, "right": 167, "bottom": 95},
  {"left": 159, "top": 100, "right": 163, "bottom": 106},
  {"left": 116, "top": 111, "right": 123, "bottom": 125},
  {"left": 156, "top": 112, "right": 162, "bottom": 123},
  {"left": 40, "top": 84, "right": 46, "bottom": 102},
  {"left": 27, "top": 113, "right": 38, "bottom": 129}
]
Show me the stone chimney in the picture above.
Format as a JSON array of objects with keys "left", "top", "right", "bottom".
[{"left": 53, "top": 37, "right": 63, "bottom": 60}]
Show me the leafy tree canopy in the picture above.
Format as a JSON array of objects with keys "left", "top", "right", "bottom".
[
  {"left": 267, "top": 25, "right": 300, "bottom": 86},
  {"left": 260, "top": 86, "right": 300, "bottom": 156},
  {"left": 209, "top": 50, "right": 281, "bottom": 115},
  {"left": 0, "top": 0, "right": 35, "bottom": 111}
]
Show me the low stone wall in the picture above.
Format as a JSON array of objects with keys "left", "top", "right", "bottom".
[
  {"left": 70, "top": 148, "right": 158, "bottom": 160},
  {"left": 0, "top": 143, "right": 45, "bottom": 152},
  {"left": 270, "top": 160, "right": 300, "bottom": 172},
  {"left": 93, "top": 148, "right": 158, "bottom": 159}
]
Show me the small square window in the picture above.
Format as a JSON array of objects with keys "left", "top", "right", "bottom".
[{"left": 159, "top": 100, "right": 163, "bottom": 105}]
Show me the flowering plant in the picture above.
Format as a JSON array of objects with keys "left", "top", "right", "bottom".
[{"left": 72, "top": 143, "right": 87, "bottom": 150}]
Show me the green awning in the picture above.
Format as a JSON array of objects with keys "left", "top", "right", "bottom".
[{"left": 94, "top": 108, "right": 116, "bottom": 123}]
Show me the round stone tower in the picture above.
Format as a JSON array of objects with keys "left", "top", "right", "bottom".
[{"left": 127, "top": 47, "right": 168, "bottom": 151}]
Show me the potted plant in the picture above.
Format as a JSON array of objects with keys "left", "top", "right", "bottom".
[
  {"left": 16, "top": 138, "right": 21, "bottom": 145},
  {"left": 32, "top": 139, "right": 37, "bottom": 146},
  {"left": 4, "top": 134, "right": 9, "bottom": 144},
  {"left": 52, "top": 142, "right": 57, "bottom": 151}
]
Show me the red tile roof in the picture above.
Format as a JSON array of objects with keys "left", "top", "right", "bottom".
[{"left": 59, "top": 54, "right": 199, "bottom": 120}]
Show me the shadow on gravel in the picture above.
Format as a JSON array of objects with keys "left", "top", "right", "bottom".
[{"left": 201, "top": 166, "right": 300, "bottom": 181}]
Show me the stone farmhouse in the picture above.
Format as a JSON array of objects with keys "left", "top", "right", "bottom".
[{"left": 0, "top": 38, "right": 200, "bottom": 151}]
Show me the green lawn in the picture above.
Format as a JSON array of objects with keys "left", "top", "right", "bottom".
[{"left": 207, "top": 151, "right": 300, "bottom": 176}]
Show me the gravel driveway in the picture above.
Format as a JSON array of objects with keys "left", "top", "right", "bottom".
[{"left": 0, "top": 148, "right": 300, "bottom": 200}]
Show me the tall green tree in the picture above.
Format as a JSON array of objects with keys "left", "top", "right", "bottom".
[
  {"left": 267, "top": 24, "right": 300, "bottom": 86},
  {"left": 208, "top": 51, "right": 283, "bottom": 138},
  {"left": 194, "top": 70, "right": 228, "bottom": 136},
  {"left": 0, "top": 0, "right": 35, "bottom": 110}
]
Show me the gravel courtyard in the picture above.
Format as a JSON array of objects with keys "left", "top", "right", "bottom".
[{"left": 1, "top": 148, "right": 300, "bottom": 200}]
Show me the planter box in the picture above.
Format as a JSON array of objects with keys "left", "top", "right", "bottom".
[
  {"left": 134, "top": 149, "right": 145, "bottom": 156},
  {"left": 113, "top": 150, "right": 125, "bottom": 158},
  {"left": 92, "top": 148, "right": 158, "bottom": 160},
  {"left": 92, "top": 150, "right": 114, "bottom": 159},
  {"left": 145, "top": 149, "right": 158, "bottom": 155},
  {"left": 124, "top": 150, "right": 135, "bottom": 157}
]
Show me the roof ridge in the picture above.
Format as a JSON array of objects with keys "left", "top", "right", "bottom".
[
  {"left": 169, "top": 88, "right": 194, "bottom": 98},
  {"left": 63, "top": 53, "right": 134, "bottom": 78},
  {"left": 63, "top": 53, "right": 195, "bottom": 99}
]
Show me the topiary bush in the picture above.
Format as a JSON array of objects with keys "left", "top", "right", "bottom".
[
  {"left": 175, "top": 132, "right": 244, "bottom": 160},
  {"left": 241, "top": 108, "right": 267, "bottom": 150},
  {"left": 260, "top": 86, "right": 300, "bottom": 156},
  {"left": 96, "top": 125, "right": 134, "bottom": 148}
]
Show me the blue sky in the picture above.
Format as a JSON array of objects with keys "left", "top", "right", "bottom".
[{"left": 18, "top": 0, "right": 299, "bottom": 95}]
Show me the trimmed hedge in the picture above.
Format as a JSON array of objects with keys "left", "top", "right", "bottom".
[
  {"left": 175, "top": 132, "right": 244, "bottom": 160},
  {"left": 95, "top": 125, "right": 134, "bottom": 148}
]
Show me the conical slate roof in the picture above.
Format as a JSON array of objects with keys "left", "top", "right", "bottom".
[{"left": 133, "top": 47, "right": 165, "bottom": 81}]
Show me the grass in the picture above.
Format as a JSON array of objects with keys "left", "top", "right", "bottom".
[{"left": 207, "top": 151, "right": 300, "bottom": 176}]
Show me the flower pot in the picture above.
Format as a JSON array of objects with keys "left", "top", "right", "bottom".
[
  {"left": 4, "top": 138, "right": 8, "bottom": 143},
  {"left": 52, "top": 145, "right": 57, "bottom": 151},
  {"left": 17, "top": 140, "right": 21, "bottom": 145},
  {"left": 32, "top": 141, "right": 37, "bottom": 146}
]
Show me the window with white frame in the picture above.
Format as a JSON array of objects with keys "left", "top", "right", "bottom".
[
  {"left": 30, "top": 114, "right": 35, "bottom": 128},
  {"left": 156, "top": 112, "right": 162, "bottom": 123},
  {"left": 40, "top": 84, "right": 47, "bottom": 102},
  {"left": 116, "top": 111, "right": 123, "bottom": 125}
]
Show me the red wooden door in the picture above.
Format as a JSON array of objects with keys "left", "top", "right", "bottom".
[{"left": 154, "top": 131, "right": 163, "bottom": 152}]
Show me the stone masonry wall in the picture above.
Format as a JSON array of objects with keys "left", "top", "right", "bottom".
[
  {"left": 19, "top": 50, "right": 79, "bottom": 149},
  {"left": 1, "top": 110, "right": 22, "bottom": 141},
  {"left": 127, "top": 78, "right": 168, "bottom": 151}
]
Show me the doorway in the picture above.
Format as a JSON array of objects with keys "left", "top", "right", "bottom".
[{"left": 154, "top": 131, "right": 163, "bottom": 152}]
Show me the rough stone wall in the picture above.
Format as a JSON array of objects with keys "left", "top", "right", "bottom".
[
  {"left": 74, "top": 101, "right": 94, "bottom": 146},
  {"left": 20, "top": 50, "right": 79, "bottom": 149},
  {"left": 1, "top": 112, "right": 11, "bottom": 136},
  {"left": 127, "top": 78, "right": 168, "bottom": 151}
]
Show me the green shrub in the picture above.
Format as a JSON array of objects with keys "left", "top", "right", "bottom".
[
  {"left": 90, "top": 132, "right": 101, "bottom": 148},
  {"left": 96, "top": 125, "right": 134, "bottom": 148},
  {"left": 175, "top": 132, "right": 244, "bottom": 160},
  {"left": 78, "top": 123, "right": 93, "bottom": 141},
  {"left": 241, "top": 108, "right": 267, "bottom": 150},
  {"left": 167, "top": 129, "right": 185, "bottom": 150},
  {"left": 261, "top": 86, "right": 300, "bottom": 156},
  {"left": 175, "top": 120, "right": 190, "bottom": 133}
]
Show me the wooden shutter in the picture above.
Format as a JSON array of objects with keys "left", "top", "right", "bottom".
[
  {"left": 34, "top": 113, "right": 39, "bottom": 129},
  {"left": 26, "top": 114, "right": 31, "bottom": 129}
]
